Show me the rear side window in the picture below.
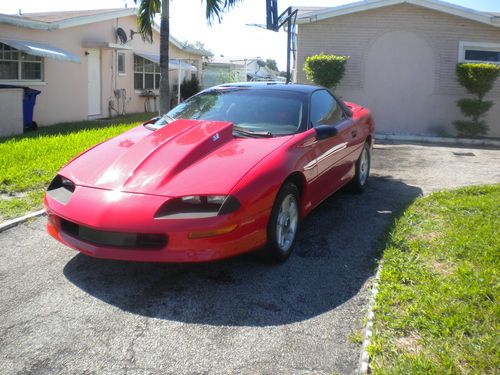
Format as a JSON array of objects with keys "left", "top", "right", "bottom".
[{"left": 310, "top": 90, "right": 343, "bottom": 126}]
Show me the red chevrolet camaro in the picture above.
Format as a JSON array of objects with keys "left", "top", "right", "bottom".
[{"left": 45, "top": 83, "right": 374, "bottom": 263}]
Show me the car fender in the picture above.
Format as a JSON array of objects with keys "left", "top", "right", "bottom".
[{"left": 229, "top": 129, "right": 318, "bottom": 222}]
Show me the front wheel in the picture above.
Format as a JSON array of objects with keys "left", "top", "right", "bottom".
[
  {"left": 349, "top": 142, "right": 371, "bottom": 193},
  {"left": 266, "top": 182, "right": 300, "bottom": 263}
]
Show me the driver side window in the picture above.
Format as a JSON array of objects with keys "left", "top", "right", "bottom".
[{"left": 310, "top": 90, "right": 343, "bottom": 126}]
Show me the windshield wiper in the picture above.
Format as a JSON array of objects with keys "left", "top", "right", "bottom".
[
  {"left": 233, "top": 126, "right": 273, "bottom": 138},
  {"left": 162, "top": 114, "right": 175, "bottom": 123}
]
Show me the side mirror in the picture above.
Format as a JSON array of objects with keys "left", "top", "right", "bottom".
[{"left": 315, "top": 125, "right": 339, "bottom": 140}]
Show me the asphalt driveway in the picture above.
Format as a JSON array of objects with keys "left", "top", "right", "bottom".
[{"left": 1, "top": 143, "right": 499, "bottom": 375}]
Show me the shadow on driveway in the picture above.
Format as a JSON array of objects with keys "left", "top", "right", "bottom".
[{"left": 63, "top": 176, "right": 422, "bottom": 327}]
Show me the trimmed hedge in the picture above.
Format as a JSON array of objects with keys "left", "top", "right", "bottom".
[
  {"left": 454, "top": 63, "right": 500, "bottom": 137},
  {"left": 456, "top": 63, "right": 500, "bottom": 99},
  {"left": 303, "top": 53, "right": 348, "bottom": 89}
]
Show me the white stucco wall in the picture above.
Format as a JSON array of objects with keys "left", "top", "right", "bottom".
[{"left": 0, "top": 88, "right": 23, "bottom": 137}]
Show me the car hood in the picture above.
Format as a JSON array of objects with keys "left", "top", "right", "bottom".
[{"left": 60, "top": 119, "right": 292, "bottom": 197}]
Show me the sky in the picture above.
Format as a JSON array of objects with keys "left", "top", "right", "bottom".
[{"left": 1, "top": 0, "right": 500, "bottom": 70}]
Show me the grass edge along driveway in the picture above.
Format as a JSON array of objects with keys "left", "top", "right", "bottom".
[
  {"left": 369, "top": 184, "right": 499, "bottom": 374},
  {"left": 0, "top": 113, "right": 155, "bottom": 221}
]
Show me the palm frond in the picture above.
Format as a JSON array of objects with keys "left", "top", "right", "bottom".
[
  {"left": 134, "top": 0, "right": 161, "bottom": 42},
  {"left": 205, "top": 0, "right": 242, "bottom": 25}
]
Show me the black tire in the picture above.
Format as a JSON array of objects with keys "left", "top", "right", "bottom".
[
  {"left": 349, "top": 142, "right": 371, "bottom": 193},
  {"left": 266, "top": 182, "right": 300, "bottom": 263}
]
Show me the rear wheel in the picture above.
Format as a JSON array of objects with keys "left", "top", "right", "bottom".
[
  {"left": 266, "top": 182, "right": 300, "bottom": 263},
  {"left": 349, "top": 142, "right": 371, "bottom": 192}
]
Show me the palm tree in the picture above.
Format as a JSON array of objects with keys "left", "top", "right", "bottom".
[{"left": 135, "top": 0, "right": 242, "bottom": 114}]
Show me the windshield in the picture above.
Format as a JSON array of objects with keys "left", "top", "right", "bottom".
[{"left": 155, "top": 88, "right": 308, "bottom": 136}]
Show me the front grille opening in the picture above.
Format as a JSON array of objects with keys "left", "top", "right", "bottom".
[{"left": 60, "top": 219, "right": 167, "bottom": 249}]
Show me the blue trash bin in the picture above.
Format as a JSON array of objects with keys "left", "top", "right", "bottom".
[{"left": 23, "top": 88, "right": 41, "bottom": 131}]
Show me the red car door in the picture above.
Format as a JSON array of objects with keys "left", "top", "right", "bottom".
[{"left": 307, "top": 90, "right": 354, "bottom": 205}]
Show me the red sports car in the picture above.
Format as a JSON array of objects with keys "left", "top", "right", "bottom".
[{"left": 45, "top": 83, "right": 374, "bottom": 263}]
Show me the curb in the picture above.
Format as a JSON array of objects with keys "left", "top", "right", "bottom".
[
  {"left": 375, "top": 133, "right": 500, "bottom": 148},
  {"left": 0, "top": 209, "right": 46, "bottom": 233},
  {"left": 358, "top": 263, "right": 382, "bottom": 374}
]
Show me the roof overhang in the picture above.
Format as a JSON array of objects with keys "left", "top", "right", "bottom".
[
  {"left": 0, "top": 8, "right": 212, "bottom": 57},
  {"left": 0, "top": 38, "right": 81, "bottom": 63},
  {"left": 0, "top": 8, "right": 212, "bottom": 56},
  {"left": 134, "top": 53, "right": 197, "bottom": 71},
  {"left": 0, "top": 8, "right": 136, "bottom": 30},
  {"left": 296, "top": 0, "right": 500, "bottom": 28},
  {"left": 81, "top": 41, "right": 133, "bottom": 50}
]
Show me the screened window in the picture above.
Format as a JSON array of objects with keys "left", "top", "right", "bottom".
[
  {"left": 464, "top": 50, "right": 500, "bottom": 63},
  {"left": 0, "top": 43, "right": 43, "bottom": 81},
  {"left": 134, "top": 55, "right": 161, "bottom": 90},
  {"left": 459, "top": 42, "right": 500, "bottom": 64},
  {"left": 117, "top": 52, "right": 125, "bottom": 74},
  {"left": 310, "top": 90, "right": 343, "bottom": 126}
]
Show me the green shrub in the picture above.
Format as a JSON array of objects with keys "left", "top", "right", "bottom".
[
  {"left": 180, "top": 75, "right": 201, "bottom": 100},
  {"left": 303, "top": 53, "right": 348, "bottom": 89},
  {"left": 456, "top": 98, "right": 494, "bottom": 119},
  {"left": 453, "top": 120, "right": 489, "bottom": 138},
  {"left": 455, "top": 63, "right": 500, "bottom": 99},
  {"left": 454, "top": 63, "right": 500, "bottom": 137}
]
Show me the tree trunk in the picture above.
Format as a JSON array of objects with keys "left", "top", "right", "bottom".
[{"left": 159, "top": 0, "right": 170, "bottom": 114}]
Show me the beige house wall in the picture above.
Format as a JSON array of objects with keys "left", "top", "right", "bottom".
[
  {"left": 296, "top": 3, "right": 500, "bottom": 137},
  {"left": 0, "top": 88, "right": 23, "bottom": 137},
  {"left": 0, "top": 15, "right": 204, "bottom": 125}
]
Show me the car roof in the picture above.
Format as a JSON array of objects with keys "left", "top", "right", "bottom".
[{"left": 205, "top": 82, "right": 322, "bottom": 94}]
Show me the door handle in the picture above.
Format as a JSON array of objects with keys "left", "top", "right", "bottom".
[{"left": 351, "top": 130, "right": 357, "bottom": 138}]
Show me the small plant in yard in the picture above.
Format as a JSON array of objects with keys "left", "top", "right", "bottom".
[
  {"left": 453, "top": 63, "right": 500, "bottom": 137},
  {"left": 303, "top": 53, "right": 348, "bottom": 89},
  {"left": 180, "top": 75, "right": 201, "bottom": 100},
  {"left": 348, "top": 331, "right": 363, "bottom": 345}
]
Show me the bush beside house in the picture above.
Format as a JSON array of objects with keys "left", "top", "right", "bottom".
[
  {"left": 454, "top": 63, "right": 500, "bottom": 137},
  {"left": 180, "top": 76, "right": 201, "bottom": 100},
  {"left": 303, "top": 53, "right": 348, "bottom": 89}
]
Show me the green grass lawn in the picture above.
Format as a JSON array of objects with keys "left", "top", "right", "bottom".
[
  {"left": 0, "top": 112, "right": 156, "bottom": 221},
  {"left": 369, "top": 184, "right": 499, "bottom": 374}
]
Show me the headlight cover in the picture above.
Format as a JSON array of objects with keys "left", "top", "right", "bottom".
[
  {"left": 155, "top": 195, "right": 240, "bottom": 219},
  {"left": 46, "top": 175, "right": 75, "bottom": 204}
]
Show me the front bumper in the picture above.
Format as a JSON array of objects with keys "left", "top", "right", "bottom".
[{"left": 45, "top": 185, "right": 268, "bottom": 262}]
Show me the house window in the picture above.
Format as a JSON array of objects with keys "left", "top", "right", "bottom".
[
  {"left": 117, "top": 52, "right": 125, "bottom": 74},
  {"left": 134, "top": 55, "right": 161, "bottom": 90},
  {"left": 0, "top": 43, "right": 43, "bottom": 81},
  {"left": 459, "top": 41, "right": 500, "bottom": 64}
]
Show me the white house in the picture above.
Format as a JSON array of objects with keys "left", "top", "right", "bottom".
[{"left": 0, "top": 8, "right": 211, "bottom": 129}]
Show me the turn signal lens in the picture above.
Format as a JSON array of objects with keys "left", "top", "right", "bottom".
[{"left": 188, "top": 224, "right": 238, "bottom": 239}]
